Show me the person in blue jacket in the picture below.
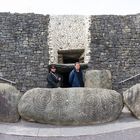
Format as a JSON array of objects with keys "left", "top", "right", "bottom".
[{"left": 69, "top": 62, "right": 84, "bottom": 87}]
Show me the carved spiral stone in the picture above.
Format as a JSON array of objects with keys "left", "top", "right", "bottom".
[
  {"left": 33, "top": 92, "right": 51, "bottom": 112},
  {"left": 18, "top": 88, "right": 123, "bottom": 125}
]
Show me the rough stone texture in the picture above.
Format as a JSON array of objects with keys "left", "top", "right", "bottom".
[
  {"left": 48, "top": 15, "right": 90, "bottom": 63},
  {"left": 123, "top": 84, "right": 140, "bottom": 119},
  {"left": 85, "top": 70, "right": 112, "bottom": 89},
  {"left": 0, "top": 13, "right": 140, "bottom": 92},
  {"left": 118, "top": 74, "right": 140, "bottom": 93},
  {"left": 0, "top": 13, "right": 49, "bottom": 92},
  {"left": 0, "top": 83, "right": 21, "bottom": 122},
  {"left": 89, "top": 14, "right": 140, "bottom": 92},
  {"left": 18, "top": 88, "right": 123, "bottom": 125}
]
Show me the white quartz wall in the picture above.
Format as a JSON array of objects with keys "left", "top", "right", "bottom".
[{"left": 48, "top": 15, "right": 91, "bottom": 64}]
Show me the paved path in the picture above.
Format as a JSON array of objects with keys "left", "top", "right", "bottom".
[{"left": 0, "top": 107, "right": 140, "bottom": 140}]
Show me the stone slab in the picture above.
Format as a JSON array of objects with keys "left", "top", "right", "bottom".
[
  {"left": 85, "top": 70, "right": 112, "bottom": 89},
  {"left": 0, "top": 83, "right": 21, "bottom": 122},
  {"left": 18, "top": 88, "right": 123, "bottom": 125},
  {"left": 123, "top": 83, "right": 140, "bottom": 119}
]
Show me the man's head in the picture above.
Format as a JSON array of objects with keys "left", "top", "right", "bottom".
[
  {"left": 75, "top": 62, "right": 80, "bottom": 71},
  {"left": 50, "top": 65, "right": 56, "bottom": 72}
]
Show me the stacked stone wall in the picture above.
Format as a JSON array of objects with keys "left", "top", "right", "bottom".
[
  {"left": 0, "top": 13, "right": 140, "bottom": 92},
  {"left": 89, "top": 14, "right": 140, "bottom": 90},
  {"left": 0, "top": 13, "right": 49, "bottom": 91}
]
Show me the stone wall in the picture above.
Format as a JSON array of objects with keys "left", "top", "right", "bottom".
[
  {"left": 48, "top": 15, "right": 90, "bottom": 64},
  {"left": 0, "top": 13, "right": 49, "bottom": 92},
  {"left": 0, "top": 13, "right": 140, "bottom": 92},
  {"left": 89, "top": 14, "right": 140, "bottom": 90}
]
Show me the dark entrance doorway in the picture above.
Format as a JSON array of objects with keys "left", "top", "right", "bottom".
[
  {"left": 58, "top": 49, "right": 85, "bottom": 87},
  {"left": 49, "top": 63, "right": 88, "bottom": 88},
  {"left": 56, "top": 64, "right": 73, "bottom": 88},
  {"left": 49, "top": 49, "right": 88, "bottom": 88},
  {"left": 60, "top": 71, "right": 71, "bottom": 87},
  {"left": 58, "top": 49, "right": 85, "bottom": 64}
]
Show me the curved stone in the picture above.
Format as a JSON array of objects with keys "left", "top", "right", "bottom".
[
  {"left": 123, "top": 84, "right": 140, "bottom": 119},
  {"left": 85, "top": 70, "right": 112, "bottom": 89},
  {"left": 18, "top": 88, "right": 123, "bottom": 125},
  {"left": 0, "top": 83, "right": 21, "bottom": 122}
]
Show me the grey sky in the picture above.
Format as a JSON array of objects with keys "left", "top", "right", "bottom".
[{"left": 0, "top": 0, "right": 140, "bottom": 15}]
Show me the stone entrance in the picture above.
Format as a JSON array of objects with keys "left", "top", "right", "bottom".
[
  {"left": 58, "top": 49, "right": 84, "bottom": 64},
  {"left": 57, "top": 64, "right": 71, "bottom": 87},
  {"left": 56, "top": 49, "right": 86, "bottom": 87},
  {"left": 48, "top": 15, "right": 91, "bottom": 64},
  {"left": 48, "top": 16, "right": 90, "bottom": 87},
  {"left": 49, "top": 63, "right": 88, "bottom": 87}
]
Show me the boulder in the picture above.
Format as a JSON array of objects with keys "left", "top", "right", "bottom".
[
  {"left": 85, "top": 70, "right": 112, "bottom": 89},
  {"left": 18, "top": 88, "right": 123, "bottom": 125},
  {"left": 0, "top": 83, "right": 21, "bottom": 122},
  {"left": 123, "top": 84, "right": 140, "bottom": 119}
]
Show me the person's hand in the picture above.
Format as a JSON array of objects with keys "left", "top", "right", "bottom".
[{"left": 58, "top": 77, "right": 61, "bottom": 81}]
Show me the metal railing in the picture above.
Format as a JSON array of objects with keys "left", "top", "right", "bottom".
[
  {"left": 0, "top": 77, "right": 16, "bottom": 85},
  {"left": 118, "top": 73, "right": 140, "bottom": 85}
]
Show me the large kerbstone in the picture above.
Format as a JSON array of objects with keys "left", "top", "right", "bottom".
[
  {"left": 18, "top": 88, "right": 123, "bottom": 125},
  {"left": 123, "top": 84, "right": 140, "bottom": 119},
  {"left": 85, "top": 70, "right": 112, "bottom": 89},
  {"left": 0, "top": 83, "right": 21, "bottom": 122}
]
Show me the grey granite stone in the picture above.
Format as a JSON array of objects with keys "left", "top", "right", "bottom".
[
  {"left": 123, "top": 84, "right": 140, "bottom": 119},
  {"left": 85, "top": 70, "right": 112, "bottom": 89},
  {"left": 0, "top": 83, "right": 21, "bottom": 122},
  {"left": 18, "top": 88, "right": 123, "bottom": 125}
]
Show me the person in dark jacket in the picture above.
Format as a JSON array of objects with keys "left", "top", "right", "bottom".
[
  {"left": 69, "top": 62, "right": 84, "bottom": 87},
  {"left": 47, "top": 65, "right": 61, "bottom": 88}
]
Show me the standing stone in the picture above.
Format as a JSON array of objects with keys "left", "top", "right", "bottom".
[
  {"left": 123, "top": 84, "right": 140, "bottom": 119},
  {"left": 0, "top": 83, "right": 21, "bottom": 122},
  {"left": 18, "top": 88, "right": 123, "bottom": 125},
  {"left": 85, "top": 70, "right": 112, "bottom": 89}
]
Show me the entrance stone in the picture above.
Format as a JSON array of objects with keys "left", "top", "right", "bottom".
[
  {"left": 0, "top": 83, "right": 21, "bottom": 122},
  {"left": 85, "top": 70, "right": 112, "bottom": 89},
  {"left": 18, "top": 88, "right": 123, "bottom": 125}
]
